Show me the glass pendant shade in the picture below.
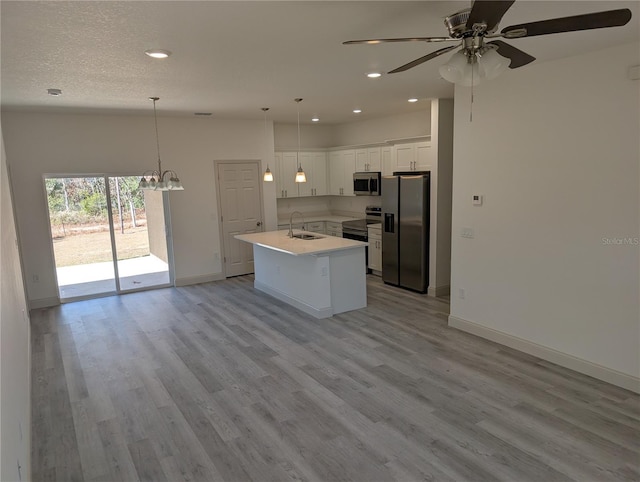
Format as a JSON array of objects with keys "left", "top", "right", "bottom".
[
  {"left": 263, "top": 166, "right": 274, "bottom": 182},
  {"left": 479, "top": 48, "right": 508, "bottom": 80},
  {"left": 439, "top": 51, "right": 468, "bottom": 84},
  {"left": 295, "top": 166, "right": 307, "bottom": 183},
  {"left": 168, "top": 177, "right": 184, "bottom": 190},
  {"left": 459, "top": 62, "right": 482, "bottom": 87}
]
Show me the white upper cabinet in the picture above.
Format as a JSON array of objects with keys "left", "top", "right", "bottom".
[
  {"left": 393, "top": 140, "right": 432, "bottom": 172},
  {"left": 329, "top": 149, "right": 356, "bottom": 196},
  {"left": 382, "top": 146, "right": 393, "bottom": 176},
  {"left": 355, "top": 147, "right": 381, "bottom": 172},
  {"left": 275, "top": 152, "right": 299, "bottom": 198},
  {"left": 298, "top": 151, "right": 328, "bottom": 197}
]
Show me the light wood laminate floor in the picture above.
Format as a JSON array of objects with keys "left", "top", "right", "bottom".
[{"left": 32, "top": 275, "right": 640, "bottom": 482}]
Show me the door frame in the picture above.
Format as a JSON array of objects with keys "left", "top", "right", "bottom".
[
  {"left": 214, "top": 160, "right": 265, "bottom": 278},
  {"left": 42, "top": 172, "right": 175, "bottom": 302}
]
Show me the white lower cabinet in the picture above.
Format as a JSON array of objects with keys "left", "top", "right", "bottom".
[
  {"left": 368, "top": 225, "right": 382, "bottom": 274},
  {"left": 307, "top": 221, "right": 325, "bottom": 234},
  {"left": 326, "top": 221, "right": 342, "bottom": 237}
]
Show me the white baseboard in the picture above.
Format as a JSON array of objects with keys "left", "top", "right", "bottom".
[
  {"left": 448, "top": 315, "right": 640, "bottom": 394},
  {"left": 175, "top": 273, "right": 225, "bottom": 287},
  {"left": 29, "top": 297, "right": 59, "bottom": 310},
  {"left": 254, "top": 280, "right": 333, "bottom": 319},
  {"left": 428, "top": 284, "right": 450, "bottom": 297}
]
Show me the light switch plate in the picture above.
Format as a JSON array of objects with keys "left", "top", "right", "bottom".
[{"left": 472, "top": 194, "right": 483, "bottom": 206}]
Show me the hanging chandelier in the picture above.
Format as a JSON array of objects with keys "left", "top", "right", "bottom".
[{"left": 138, "top": 97, "right": 184, "bottom": 191}]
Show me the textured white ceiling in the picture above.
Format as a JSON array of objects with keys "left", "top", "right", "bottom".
[{"left": 1, "top": 1, "right": 638, "bottom": 124}]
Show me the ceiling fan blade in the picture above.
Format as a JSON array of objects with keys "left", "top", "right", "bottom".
[
  {"left": 486, "top": 40, "right": 535, "bottom": 68},
  {"left": 388, "top": 44, "right": 459, "bottom": 74},
  {"left": 343, "top": 37, "right": 455, "bottom": 45},
  {"left": 501, "top": 8, "right": 632, "bottom": 38},
  {"left": 466, "top": 0, "right": 516, "bottom": 33}
]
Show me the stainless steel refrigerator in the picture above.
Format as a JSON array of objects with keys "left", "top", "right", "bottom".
[{"left": 382, "top": 172, "right": 430, "bottom": 293}]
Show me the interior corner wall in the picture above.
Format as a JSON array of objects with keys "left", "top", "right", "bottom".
[
  {"left": 450, "top": 42, "right": 640, "bottom": 390},
  {"left": 1, "top": 112, "right": 278, "bottom": 306},
  {"left": 1, "top": 123, "right": 31, "bottom": 482}
]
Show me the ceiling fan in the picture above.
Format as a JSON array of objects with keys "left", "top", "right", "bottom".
[{"left": 344, "top": 1, "right": 632, "bottom": 85}]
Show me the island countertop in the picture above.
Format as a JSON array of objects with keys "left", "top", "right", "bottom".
[{"left": 235, "top": 230, "right": 367, "bottom": 256}]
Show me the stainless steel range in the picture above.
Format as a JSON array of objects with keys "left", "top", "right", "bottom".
[{"left": 342, "top": 206, "right": 382, "bottom": 271}]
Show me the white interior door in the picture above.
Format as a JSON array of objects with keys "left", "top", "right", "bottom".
[{"left": 218, "top": 162, "right": 263, "bottom": 277}]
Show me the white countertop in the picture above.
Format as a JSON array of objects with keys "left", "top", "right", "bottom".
[{"left": 235, "top": 230, "right": 367, "bottom": 256}]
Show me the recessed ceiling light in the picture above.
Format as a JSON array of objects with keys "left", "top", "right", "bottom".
[
  {"left": 353, "top": 109, "right": 362, "bottom": 114},
  {"left": 408, "top": 98, "right": 419, "bottom": 103},
  {"left": 311, "top": 116, "right": 320, "bottom": 122},
  {"left": 47, "top": 88, "right": 62, "bottom": 96},
  {"left": 145, "top": 49, "right": 171, "bottom": 59},
  {"left": 367, "top": 72, "right": 382, "bottom": 78}
]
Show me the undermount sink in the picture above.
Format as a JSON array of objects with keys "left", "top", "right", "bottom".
[{"left": 291, "top": 233, "right": 323, "bottom": 240}]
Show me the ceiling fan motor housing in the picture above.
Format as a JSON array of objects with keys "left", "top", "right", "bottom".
[{"left": 444, "top": 9, "right": 472, "bottom": 38}]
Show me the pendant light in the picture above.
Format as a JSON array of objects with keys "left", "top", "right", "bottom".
[
  {"left": 138, "top": 97, "right": 184, "bottom": 191},
  {"left": 294, "top": 98, "right": 306, "bottom": 183},
  {"left": 261, "top": 107, "right": 274, "bottom": 182}
]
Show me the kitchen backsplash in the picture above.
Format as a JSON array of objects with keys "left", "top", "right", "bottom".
[{"left": 277, "top": 195, "right": 380, "bottom": 220}]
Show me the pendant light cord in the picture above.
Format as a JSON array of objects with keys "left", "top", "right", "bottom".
[
  {"left": 152, "top": 98, "right": 162, "bottom": 174},
  {"left": 295, "top": 98, "right": 302, "bottom": 168}
]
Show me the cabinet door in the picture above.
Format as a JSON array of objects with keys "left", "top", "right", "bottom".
[
  {"left": 279, "top": 152, "right": 299, "bottom": 198},
  {"left": 355, "top": 149, "right": 368, "bottom": 171},
  {"left": 415, "top": 142, "right": 433, "bottom": 170},
  {"left": 394, "top": 143, "right": 415, "bottom": 171},
  {"left": 312, "top": 152, "right": 328, "bottom": 196},
  {"left": 297, "top": 152, "right": 313, "bottom": 197},
  {"left": 307, "top": 221, "right": 325, "bottom": 234},
  {"left": 275, "top": 152, "right": 284, "bottom": 198},
  {"left": 367, "top": 147, "right": 381, "bottom": 171},
  {"left": 329, "top": 151, "right": 344, "bottom": 195},
  {"left": 342, "top": 150, "right": 356, "bottom": 196},
  {"left": 382, "top": 146, "right": 393, "bottom": 176}
]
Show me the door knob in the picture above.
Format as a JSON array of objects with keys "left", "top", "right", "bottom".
[{"left": 256, "top": 221, "right": 262, "bottom": 226}]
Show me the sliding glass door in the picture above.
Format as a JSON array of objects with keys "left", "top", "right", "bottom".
[{"left": 45, "top": 175, "right": 172, "bottom": 302}]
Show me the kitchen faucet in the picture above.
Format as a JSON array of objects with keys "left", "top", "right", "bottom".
[{"left": 288, "top": 211, "right": 305, "bottom": 238}]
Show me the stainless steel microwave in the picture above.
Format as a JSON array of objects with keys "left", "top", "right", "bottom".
[{"left": 353, "top": 172, "right": 382, "bottom": 196}]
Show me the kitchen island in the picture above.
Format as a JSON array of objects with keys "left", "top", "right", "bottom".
[{"left": 235, "top": 230, "right": 367, "bottom": 319}]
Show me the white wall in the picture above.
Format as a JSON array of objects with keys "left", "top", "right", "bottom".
[
  {"left": 274, "top": 123, "right": 337, "bottom": 149},
  {"left": 450, "top": 42, "right": 640, "bottom": 391},
  {"left": 0, "top": 124, "right": 31, "bottom": 481},
  {"left": 332, "top": 109, "right": 430, "bottom": 147},
  {"left": 2, "top": 112, "right": 278, "bottom": 306}
]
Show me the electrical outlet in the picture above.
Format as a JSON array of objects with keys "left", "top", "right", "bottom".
[
  {"left": 32, "top": 274, "right": 39, "bottom": 282},
  {"left": 321, "top": 267, "right": 328, "bottom": 277},
  {"left": 458, "top": 288, "right": 466, "bottom": 300},
  {"left": 461, "top": 227, "right": 474, "bottom": 239}
]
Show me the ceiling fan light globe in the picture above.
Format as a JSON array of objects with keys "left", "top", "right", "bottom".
[
  {"left": 439, "top": 51, "right": 468, "bottom": 84},
  {"left": 459, "top": 63, "right": 482, "bottom": 87},
  {"left": 479, "top": 48, "right": 508, "bottom": 80}
]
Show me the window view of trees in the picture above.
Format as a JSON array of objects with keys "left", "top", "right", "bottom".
[
  {"left": 46, "top": 177, "right": 146, "bottom": 237},
  {"left": 46, "top": 176, "right": 151, "bottom": 266}
]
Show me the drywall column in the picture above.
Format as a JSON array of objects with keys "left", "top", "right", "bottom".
[{"left": 1, "top": 125, "right": 31, "bottom": 482}]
